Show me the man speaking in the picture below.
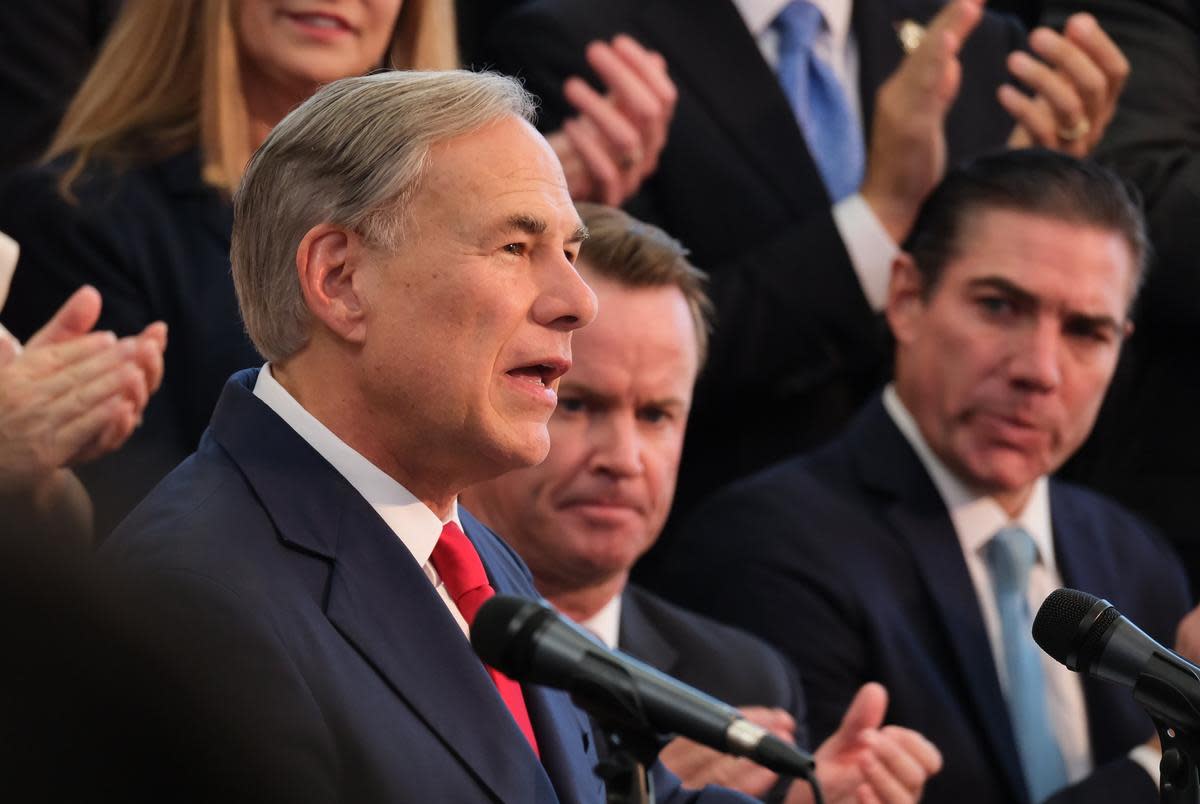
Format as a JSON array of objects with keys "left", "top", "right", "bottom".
[{"left": 104, "top": 71, "right": 751, "bottom": 803}]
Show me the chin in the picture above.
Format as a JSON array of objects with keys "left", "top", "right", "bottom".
[
  {"left": 488, "top": 428, "right": 551, "bottom": 472},
  {"left": 970, "top": 461, "right": 1040, "bottom": 497}
]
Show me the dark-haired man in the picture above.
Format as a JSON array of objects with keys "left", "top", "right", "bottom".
[
  {"left": 478, "top": 0, "right": 1131, "bottom": 564},
  {"left": 665, "top": 150, "right": 1190, "bottom": 804}
]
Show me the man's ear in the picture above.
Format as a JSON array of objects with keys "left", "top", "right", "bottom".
[
  {"left": 295, "top": 223, "right": 369, "bottom": 344},
  {"left": 885, "top": 251, "right": 926, "bottom": 345}
]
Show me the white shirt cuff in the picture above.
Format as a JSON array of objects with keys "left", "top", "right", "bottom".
[
  {"left": 831, "top": 194, "right": 899, "bottom": 312},
  {"left": 1129, "top": 743, "right": 1162, "bottom": 788},
  {"left": 0, "top": 230, "right": 19, "bottom": 311}
]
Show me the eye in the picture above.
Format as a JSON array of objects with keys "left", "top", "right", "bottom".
[
  {"left": 1064, "top": 319, "right": 1115, "bottom": 345},
  {"left": 502, "top": 242, "right": 527, "bottom": 257},
  {"left": 558, "top": 397, "right": 586, "bottom": 414},
  {"left": 638, "top": 406, "right": 670, "bottom": 425},
  {"left": 976, "top": 295, "right": 1015, "bottom": 316}
]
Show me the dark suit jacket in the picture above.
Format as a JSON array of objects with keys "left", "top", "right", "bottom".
[
  {"left": 1043, "top": 0, "right": 1200, "bottom": 590},
  {"left": 479, "top": 0, "right": 1024, "bottom": 571},
  {"left": 620, "top": 584, "right": 809, "bottom": 750},
  {"left": 0, "top": 150, "right": 260, "bottom": 539},
  {"left": 104, "top": 369, "right": 750, "bottom": 804},
  {"left": 662, "top": 396, "right": 1191, "bottom": 804}
]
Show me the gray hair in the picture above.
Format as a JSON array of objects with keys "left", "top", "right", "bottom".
[{"left": 231, "top": 70, "right": 537, "bottom": 362}]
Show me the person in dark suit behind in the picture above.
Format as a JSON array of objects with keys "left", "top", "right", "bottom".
[
  {"left": 478, "top": 0, "right": 1131, "bottom": 583},
  {"left": 664, "top": 149, "right": 1191, "bottom": 804},
  {"left": 103, "top": 69, "right": 761, "bottom": 804},
  {"left": 464, "top": 203, "right": 942, "bottom": 803}
]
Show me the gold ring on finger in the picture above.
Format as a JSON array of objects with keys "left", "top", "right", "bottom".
[{"left": 1057, "top": 118, "right": 1091, "bottom": 142}]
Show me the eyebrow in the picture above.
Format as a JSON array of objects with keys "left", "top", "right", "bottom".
[
  {"left": 560, "top": 384, "right": 687, "bottom": 410},
  {"left": 967, "top": 275, "right": 1125, "bottom": 332},
  {"left": 502, "top": 214, "right": 588, "bottom": 244},
  {"left": 967, "top": 276, "right": 1037, "bottom": 307}
]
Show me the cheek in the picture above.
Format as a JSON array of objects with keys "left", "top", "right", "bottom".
[
  {"left": 645, "top": 440, "right": 683, "bottom": 512},
  {"left": 366, "top": 2, "right": 403, "bottom": 62}
]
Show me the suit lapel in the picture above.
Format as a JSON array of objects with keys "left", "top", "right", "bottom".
[
  {"left": 850, "top": 398, "right": 1030, "bottom": 802},
  {"left": 1050, "top": 486, "right": 1114, "bottom": 603},
  {"left": 617, "top": 588, "right": 679, "bottom": 676},
  {"left": 636, "top": 0, "right": 828, "bottom": 211},
  {"left": 468, "top": 513, "right": 604, "bottom": 804},
  {"left": 211, "top": 373, "right": 563, "bottom": 804},
  {"left": 1049, "top": 488, "right": 1145, "bottom": 761}
]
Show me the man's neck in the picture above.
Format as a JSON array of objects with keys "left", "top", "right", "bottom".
[
  {"left": 885, "top": 383, "right": 1037, "bottom": 520},
  {"left": 271, "top": 359, "right": 458, "bottom": 519},
  {"left": 544, "top": 573, "right": 628, "bottom": 624}
]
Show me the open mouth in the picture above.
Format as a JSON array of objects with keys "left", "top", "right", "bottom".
[
  {"left": 285, "top": 12, "right": 353, "bottom": 33},
  {"left": 506, "top": 361, "right": 569, "bottom": 388}
]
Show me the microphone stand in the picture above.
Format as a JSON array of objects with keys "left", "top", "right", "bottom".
[
  {"left": 1133, "top": 654, "right": 1200, "bottom": 803},
  {"left": 589, "top": 717, "right": 667, "bottom": 804},
  {"left": 1152, "top": 717, "right": 1200, "bottom": 804}
]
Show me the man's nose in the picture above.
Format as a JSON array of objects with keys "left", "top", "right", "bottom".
[
  {"left": 532, "top": 255, "right": 599, "bottom": 331},
  {"left": 1010, "top": 318, "right": 1063, "bottom": 392},
  {"left": 590, "top": 415, "right": 643, "bottom": 478}
]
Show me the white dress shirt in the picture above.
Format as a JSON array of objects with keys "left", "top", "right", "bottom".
[
  {"left": 731, "top": 0, "right": 898, "bottom": 310},
  {"left": 252, "top": 363, "right": 472, "bottom": 638},
  {"left": 0, "top": 230, "right": 21, "bottom": 354},
  {"left": 882, "top": 385, "right": 1160, "bottom": 787},
  {"left": 580, "top": 593, "right": 623, "bottom": 650}
]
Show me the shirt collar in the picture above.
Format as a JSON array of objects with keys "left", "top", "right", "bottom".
[
  {"left": 733, "top": 0, "right": 853, "bottom": 48},
  {"left": 579, "top": 593, "right": 623, "bottom": 650},
  {"left": 252, "top": 363, "right": 460, "bottom": 568},
  {"left": 882, "top": 384, "right": 1056, "bottom": 572}
]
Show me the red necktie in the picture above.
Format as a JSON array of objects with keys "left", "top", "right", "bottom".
[{"left": 429, "top": 521, "right": 540, "bottom": 757}]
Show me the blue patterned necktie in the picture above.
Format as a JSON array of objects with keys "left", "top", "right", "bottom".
[
  {"left": 771, "top": 0, "right": 864, "bottom": 201},
  {"left": 984, "top": 526, "right": 1069, "bottom": 802}
]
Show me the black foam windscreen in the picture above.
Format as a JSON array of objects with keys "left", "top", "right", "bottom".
[
  {"left": 470, "top": 595, "right": 553, "bottom": 677},
  {"left": 1032, "top": 588, "right": 1118, "bottom": 673}
]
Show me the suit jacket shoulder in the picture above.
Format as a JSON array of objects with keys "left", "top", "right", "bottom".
[
  {"left": 106, "top": 370, "right": 605, "bottom": 804},
  {"left": 107, "top": 371, "right": 755, "bottom": 804},
  {"left": 662, "top": 396, "right": 1188, "bottom": 804},
  {"left": 620, "top": 584, "right": 810, "bottom": 748}
]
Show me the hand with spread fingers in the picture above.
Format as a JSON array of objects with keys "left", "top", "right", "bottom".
[
  {"left": 792, "top": 684, "right": 942, "bottom": 804},
  {"left": 657, "top": 705, "right": 796, "bottom": 797},
  {"left": 656, "top": 686, "right": 940, "bottom": 804},
  {"left": 546, "top": 34, "right": 677, "bottom": 206},
  {"left": 0, "top": 285, "right": 166, "bottom": 541},
  {"left": 861, "top": 0, "right": 985, "bottom": 245},
  {"left": 1003, "top": 12, "right": 1129, "bottom": 155}
]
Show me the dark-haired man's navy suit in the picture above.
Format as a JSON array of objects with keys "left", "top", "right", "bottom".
[
  {"left": 663, "top": 396, "right": 1191, "bottom": 804},
  {"left": 105, "top": 369, "right": 751, "bottom": 804}
]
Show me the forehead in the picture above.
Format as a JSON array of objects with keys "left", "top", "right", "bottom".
[
  {"left": 568, "top": 274, "right": 700, "bottom": 389},
  {"left": 941, "top": 208, "right": 1137, "bottom": 315},
  {"left": 418, "top": 115, "right": 578, "bottom": 227}
]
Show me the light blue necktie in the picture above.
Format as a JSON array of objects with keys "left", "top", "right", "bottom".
[
  {"left": 771, "top": 0, "right": 864, "bottom": 202},
  {"left": 984, "top": 526, "right": 1069, "bottom": 803}
]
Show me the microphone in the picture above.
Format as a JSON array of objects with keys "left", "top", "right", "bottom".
[
  {"left": 1032, "top": 588, "right": 1200, "bottom": 732},
  {"left": 471, "top": 594, "right": 816, "bottom": 779}
]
